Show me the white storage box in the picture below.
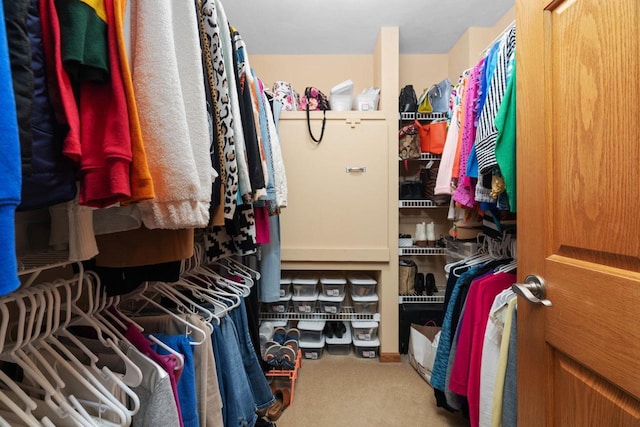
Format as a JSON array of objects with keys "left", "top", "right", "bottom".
[
  {"left": 292, "top": 293, "right": 318, "bottom": 313},
  {"left": 330, "top": 79, "right": 354, "bottom": 111},
  {"left": 299, "top": 336, "right": 325, "bottom": 360},
  {"left": 351, "top": 293, "right": 379, "bottom": 314},
  {"left": 279, "top": 276, "right": 292, "bottom": 299},
  {"left": 298, "top": 320, "right": 325, "bottom": 343},
  {"left": 318, "top": 294, "right": 345, "bottom": 314},
  {"left": 265, "top": 294, "right": 291, "bottom": 313},
  {"left": 292, "top": 275, "right": 319, "bottom": 297},
  {"left": 353, "top": 337, "right": 380, "bottom": 359},
  {"left": 348, "top": 275, "right": 377, "bottom": 297},
  {"left": 326, "top": 323, "right": 352, "bottom": 355},
  {"left": 320, "top": 274, "right": 347, "bottom": 297},
  {"left": 351, "top": 321, "right": 379, "bottom": 341},
  {"left": 356, "top": 88, "right": 380, "bottom": 111}
]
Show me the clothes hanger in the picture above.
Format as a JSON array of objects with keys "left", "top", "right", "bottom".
[
  {"left": 186, "top": 269, "right": 243, "bottom": 311},
  {"left": 152, "top": 281, "right": 216, "bottom": 326},
  {"left": 1, "top": 290, "right": 92, "bottom": 426},
  {"left": 26, "top": 287, "right": 129, "bottom": 427},
  {"left": 191, "top": 265, "right": 249, "bottom": 300},
  {"left": 122, "top": 283, "right": 207, "bottom": 346},
  {"left": 226, "top": 256, "right": 261, "bottom": 280},
  {"left": 172, "top": 277, "right": 228, "bottom": 322},
  {"left": 44, "top": 281, "right": 140, "bottom": 421}
]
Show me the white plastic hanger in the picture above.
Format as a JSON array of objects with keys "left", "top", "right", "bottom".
[{"left": 123, "top": 283, "right": 207, "bottom": 345}]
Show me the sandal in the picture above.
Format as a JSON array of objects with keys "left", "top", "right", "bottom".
[
  {"left": 285, "top": 327, "right": 300, "bottom": 343},
  {"left": 273, "top": 327, "right": 287, "bottom": 345},
  {"left": 278, "top": 345, "right": 297, "bottom": 370},
  {"left": 266, "top": 387, "right": 291, "bottom": 421},
  {"left": 264, "top": 344, "right": 282, "bottom": 370}
]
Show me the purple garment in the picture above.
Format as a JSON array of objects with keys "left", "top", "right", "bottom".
[
  {"left": 125, "top": 324, "right": 184, "bottom": 427},
  {"left": 453, "top": 60, "right": 483, "bottom": 208}
]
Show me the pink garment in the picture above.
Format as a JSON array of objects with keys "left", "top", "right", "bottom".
[
  {"left": 254, "top": 205, "right": 270, "bottom": 244},
  {"left": 453, "top": 61, "right": 483, "bottom": 208},
  {"left": 448, "top": 271, "right": 516, "bottom": 427},
  {"left": 125, "top": 324, "right": 184, "bottom": 427}
]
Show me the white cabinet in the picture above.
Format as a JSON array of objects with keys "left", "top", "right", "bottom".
[{"left": 279, "top": 113, "right": 389, "bottom": 262}]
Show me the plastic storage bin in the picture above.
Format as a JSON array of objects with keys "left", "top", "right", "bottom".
[
  {"left": 299, "top": 336, "right": 325, "bottom": 360},
  {"left": 298, "top": 320, "right": 325, "bottom": 343},
  {"left": 329, "top": 80, "right": 354, "bottom": 111},
  {"left": 265, "top": 294, "right": 291, "bottom": 313},
  {"left": 351, "top": 321, "right": 379, "bottom": 341},
  {"left": 318, "top": 294, "right": 345, "bottom": 314},
  {"left": 320, "top": 274, "right": 347, "bottom": 297},
  {"left": 353, "top": 337, "right": 380, "bottom": 359},
  {"left": 351, "top": 293, "right": 379, "bottom": 314},
  {"left": 292, "top": 275, "right": 319, "bottom": 297},
  {"left": 348, "top": 275, "right": 377, "bottom": 297},
  {"left": 292, "top": 293, "right": 318, "bottom": 313},
  {"left": 326, "top": 323, "right": 352, "bottom": 355},
  {"left": 280, "top": 276, "right": 292, "bottom": 298}
]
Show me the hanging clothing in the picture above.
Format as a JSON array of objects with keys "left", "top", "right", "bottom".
[
  {"left": 131, "top": 0, "right": 214, "bottom": 229},
  {"left": 494, "top": 60, "right": 517, "bottom": 212},
  {"left": 0, "top": 2, "right": 22, "bottom": 297},
  {"left": 19, "top": 0, "right": 76, "bottom": 211}
]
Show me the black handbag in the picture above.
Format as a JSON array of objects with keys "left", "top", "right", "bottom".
[
  {"left": 399, "top": 180, "right": 423, "bottom": 200},
  {"left": 399, "top": 85, "right": 418, "bottom": 113},
  {"left": 303, "top": 87, "right": 330, "bottom": 143}
]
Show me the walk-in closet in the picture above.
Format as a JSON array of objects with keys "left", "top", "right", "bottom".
[{"left": 2, "top": 0, "right": 639, "bottom": 425}]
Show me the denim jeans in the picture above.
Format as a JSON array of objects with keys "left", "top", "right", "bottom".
[
  {"left": 229, "top": 297, "right": 275, "bottom": 410},
  {"left": 212, "top": 319, "right": 257, "bottom": 427}
]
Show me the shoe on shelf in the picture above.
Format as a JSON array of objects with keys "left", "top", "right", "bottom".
[
  {"left": 426, "top": 273, "right": 437, "bottom": 296},
  {"left": 323, "top": 322, "right": 334, "bottom": 339},
  {"left": 285, "top": 327, "right": 300, "bottom": 343},
  {"left": 264, "top": 344, "right": 282, "bottom": 370},
  {"left": 414, "top": 273, "right": 425, "bottom": 295},
  {"left": 273, "top": 327, "right": 287, "bottom": 345},
  {"left": 278, "top": 346, "right": 296, "bottom": 370},
  {"left": 332, "top": 321, "right": 346, "bottom": 339}
]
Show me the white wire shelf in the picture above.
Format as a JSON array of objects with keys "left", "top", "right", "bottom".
[
  {"left": 398, "top": 294, "right": 445, "bottom": 304},
  {"left": 399, "top": 112, "right": 447, "bottom": 121},
  {"left": 397, "top": 153, "right": 442, "bottom": 162},
  {"left": 398, "top": 199, "right": 447, "bottom": 209},
  {"left": 260, "top": 306, "right": 380, "bottom": 322},
  {"left": 398, "top": 247, "right": 446, "bottom": 256},
  {"left": 17, "top": 250, "right": 72, "bottom": 276}
]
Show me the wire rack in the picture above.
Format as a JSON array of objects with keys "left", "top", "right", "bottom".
[
  {"left": 398, "top": 294, "right": 445, "bottom": 304},
  {"left": 398, "top": 247, "right": 446, "bottom": 256},
  {"left": 260, "top": 306, "right": 380, "bottom": 322},
  {"left": 398, "top": 199, "right": 446, "bottom": 209}
]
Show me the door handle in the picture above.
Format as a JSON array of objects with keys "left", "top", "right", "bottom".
[{"left": 512, "top": 274, "right": 552, "bottom": 307}]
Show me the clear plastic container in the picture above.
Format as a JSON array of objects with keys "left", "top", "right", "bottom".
[
  {"left": 292, "top": 275, "right": 319, "bottom": 297},
  {"left": 348, "top": 275, "right": 377, "bottom": 297},
  {"left": 297, "top": 320, "right": 326, "bottom": 343},
  {"left": 320, "top": 274, "right": 347, "bottom": 298},
  {"left": 318, "top": 294, "right": 345, "bottom": 314},
  {"left": 280, "top": 276, "right": 292, "bottom": 299},
  {"left": 351, "top": 293, "right": 379, "bottom": 314},
  {"left": 351, "top": 321, "right": 379, "bottom": 341},
  {"left": 353, "top": 337, "right": 380, "bottom": 359},
  {"left": 299, "top": 336, "right": 325, "bottom": 360},
  {"left": 292, "top": 293, "right": 318, "bottom": 313},
  {"left": 326, "top": 322, "right": 352, "bottom": 355},
  {"left": 265, "top": 294, "right": 291, "bottom": 313}
]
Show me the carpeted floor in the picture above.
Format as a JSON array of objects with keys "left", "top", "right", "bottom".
[{"left": 271, "top": 353, "right": 469, "bottom": 427}]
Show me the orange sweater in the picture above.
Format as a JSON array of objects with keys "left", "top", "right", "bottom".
[{"left": 113, "top": 0, "right": 155, "bottom": 202}]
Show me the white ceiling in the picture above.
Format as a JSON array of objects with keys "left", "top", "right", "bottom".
[{"left": 222, "top": 0, "right": 514, "bottom": 55}]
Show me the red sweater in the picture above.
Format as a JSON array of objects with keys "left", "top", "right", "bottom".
[{"left": 43, "top": 0, "right": 132, "bottom": 207}]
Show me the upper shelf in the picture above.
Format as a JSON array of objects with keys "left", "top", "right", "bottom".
[{"left": 279, "top": 110, "right": 386, "bottom": 121}]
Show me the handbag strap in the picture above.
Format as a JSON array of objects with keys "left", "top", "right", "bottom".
[{"left": 306, "top": 103, "right": 326, "bottom": 143}]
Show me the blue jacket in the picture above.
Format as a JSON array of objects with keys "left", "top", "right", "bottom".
[
  {"left": 18, "top": 0, "right": 76, "bottom": 211},
  {"left": 0, "top": 0, "right": 22, "bottom": 296}
]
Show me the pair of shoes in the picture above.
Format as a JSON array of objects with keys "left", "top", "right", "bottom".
[
  {"left": 273, "top": 327, "right": 300, "bottom": 345},
  {"left": 266, "top": 384, "right": 291, "bottom": 421},
  {"left": 263, "top": 342, "right": 297, "bottom": 371},
  {"left": 324, "top": 321, "right": 346, "bottom": 339}
]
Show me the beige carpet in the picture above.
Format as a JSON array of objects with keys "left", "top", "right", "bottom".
[{"left": 271, "top": 353, "right": 469, "bottom": 427}]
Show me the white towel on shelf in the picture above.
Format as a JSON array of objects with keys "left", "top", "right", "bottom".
[{"left": 130, "top": 0, "right": 215, "bottom": 229}]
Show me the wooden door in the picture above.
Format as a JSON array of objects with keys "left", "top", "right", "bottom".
[{"left": 517, "top": 0, "right": 640, "bottom": 425}]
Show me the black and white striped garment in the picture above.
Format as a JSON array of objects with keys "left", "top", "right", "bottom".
[{"left": 475, "top": 26, "right": 516, "bottom": 175}]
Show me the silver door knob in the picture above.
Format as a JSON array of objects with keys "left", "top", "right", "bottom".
[{"left": 512, "top": 275, "right": 552, "bottom": 307}]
